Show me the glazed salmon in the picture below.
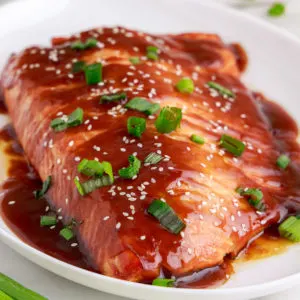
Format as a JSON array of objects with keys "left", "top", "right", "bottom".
[{"left": 1, "top": 26, "right": 300, "bottom": 283}]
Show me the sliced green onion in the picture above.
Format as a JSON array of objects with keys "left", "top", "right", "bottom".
[
  {"left": 59, "top": 227, "right": 74, "bottom": 241},
  {"left": 152, "top": 278, "right": 175, "bottom": 287},
  {"left": 277, "top": 154, "right": 290, "bottom": 169},
  {"left": 268, "top": 3, "right": 285, "bottom": 17},
  {"left": 279, "top": 216, "right": 300, "bottom": 242},
  {"left": 51, "top": 108, "right": 84, "bottom": 132},
  {"left": 0, "top": 290, "right": 13, "bottom": 300},
  {"left": 125, "top": 97, "right": 160, "bottom": 115},
  {"left": 84, "top": 38, "right": 98, "bottom": 48},
  {"left": 236, "top": 187, "right": 265, "bottom": 211},
  {"left": 144, "top": 152, "right": 163, "bottom": 165},
  {"left": 100, "top": 92, "right": 127, "bottom": 103},
  {"left": 33, "top": 176, "right": 52, "bottom": 199},
  {"left": 72, "top": 61, "right": 86, "bottom": 73},
  {"left": 155, "top": 106, "right": 182, "bottom": 134},
  {"left": 84, "top": 63, "right": 102, "bottom": 85},
  {"left": 175, "top": 78, "right": 194, "bottom": 94},
  {"left": 74, "top": 176, "right": 113, "bottom": 196},
  {"left": 71, "top": 38, "right": 98, "bottom": 50},
  {"left": 102, "top": 161, "right": 114, "bottom": 182},
  {"left": 77, "top": 159, "right": 104, "bottom": 177},
  {"left": 67, "top": 107, "right": 84, "bottom": 127},
  {"left": 129, "top": 57, "right": 140, "bottom": 65},
  {"left": 148, "top": 199, "right": 185, "bottom": 234},
  {"left": 190, "top": 134, "right": 205, "bottom": 145},
  {"left": 219, "top": 134, "right": 245, "bottom": 156},
  {"left": 146, "top": 46, "right": 159, "bottom": 60},
  {"left": 118, "top": 155, "right": 141, "bottom": 179},
  {"left": 50, "top": 118, "right": 68, "bottom": 132},
  {"left": 127, "top": 116, "right": 146, "bottom": 138},
  {"left": 40, "top": 215, "right": 57, "bottom": 227},
  {"left": 0, "top": 273, "right": 47, "bottom": 300},
  {"left": 207, "top": 81, "right": 235, "bottom": 98}
]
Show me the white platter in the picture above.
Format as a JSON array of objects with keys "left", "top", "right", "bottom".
[{"left": 1, "top": 0, "right": 300, "bottom": 299}]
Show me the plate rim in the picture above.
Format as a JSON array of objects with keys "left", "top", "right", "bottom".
[{"left": 1, "top": 0, "right": 300, "bottom": 298}]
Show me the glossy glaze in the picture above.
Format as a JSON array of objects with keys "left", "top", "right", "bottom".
[{"left": 1, "top": 27, "right": 300, "bottom": 285}]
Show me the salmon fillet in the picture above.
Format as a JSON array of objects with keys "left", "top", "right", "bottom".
[{"left": 1, "top": 26, "right": 300, "bottom": 282}]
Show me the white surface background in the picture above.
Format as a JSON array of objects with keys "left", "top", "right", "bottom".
[{"left": 1, "top": 0, "right": 300, "bottom": 299}]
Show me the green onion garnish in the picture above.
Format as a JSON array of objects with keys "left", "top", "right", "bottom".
[
  {"left": 219, "top": 134, "right": 245, "bottom": 156},
  {"left": 50, "top": 118, "right": 68, "bottom": 132},
  {"left": 175, "top": 78, "right": 194, "bottom": 94},
  {"left": 279, "top": 216, "right": 300, "bottom": 242},
  {"left": 125, "top": 97, "right": 160, "bottom": 115},
  {"left": 84, "top": 63, "right": 102, "bottom": 85},
  {"left": 33, "top": 176, "right": 52, "bottom": 199},
  {"left": 59, "top": 227, "right": 74, "bottom": 241},
  {"left": 102, "top": 161, "right": 114, "bottom": 182},
  {"left": 190, "top": 134, "right": 205, "bottom": 145},
  {"left": 144, "top": 152, "right": 163, "bottom": 165},
  {"left": 127, "top": 116, "right": 146, "bottom": 138},
  {"left": 67, "top": 107, "right": 84, "bottom": 127},
  {"left": 129, "top": 57, "right": 140, "bottom": 65},
  {"left": 152, "top": 278, "right": 175, "bottom": 287},
  {"left": 0, "top": 290, "right": 13, "bottom": 300},
  {"left": 277, "top": 154, "right": 290, "bottom": 169},
  {"left": 71, "top": 38, "right": 98, "bottom": 50},
  {"left": 207, "top": 81, "right": 235, "bottom": 98},
  {"left": 40, "top": 215, "right": 57, "bottom": 227},
  {"left": 72, "top": 61, "right": 86, "bottom": 73},
  {"left": 155, "top": 106, "right": 182, "bottom": 134},
  {"left": 100, "top": 92, "right": 127, "bottom": 103},
  {"left": 74, "top": 176, "right": 113, "bottom": 196},
  {"left": 146, "top": 46, "right": 159, "bottom": 60},
  {"left": 148, "top": 199, "right": 185, "bottom": 234},
  {"left": 78, "top": 159, "right": 104, "bottom": 177},
  {"left": 51, "top": 108, "right": 84, "bottom": 132},
  {"left": 236, "top": 187, "right": 265, "bottom": 211},
  {"left": 268, "top": 3, "right": 285, "bottom": 17},
  {"left": 118, "top": 155, "right": 141, "bottom": 179},
  {"left": 0, "top": 273, "right": 47, "bottom": 300}
]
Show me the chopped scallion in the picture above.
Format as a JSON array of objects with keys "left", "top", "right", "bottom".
[
  {"left": 129, "top": 57, "right": 140, "bottom": 65},
  {"left": 146, "top": 46, "right": 159, "bottom": 60},
  {"left": 59, "top": 227, "right": 74, "bottom": 241},
  {"left": 155, "top": 107, "right": 182, "bottom": 134},
  {"left": 175, "top": 78, "right": 194, "bottom": 94},
  {"left": 152, "top": 278, "right": 175, "bottom": 287},
  {"left": 268, "top": 3, "right": 285, "bottom": 17},
  {"left": 84, "top": 63, "right": 102, "bottom": 85},
  {"left": 279, "top": 216, "right": 300, "bottom": 242},
  {"left": 34, "top": 176, "right": 52, "bottom": 199},
  {"left": 127, "top": 116, "right": 146, "bottom": 138},
  {"left": 236, "top": 187, "right": 265, "bottom": 211},
  {"left": 71, "top": 38, "right": 98, "bottom": 50},
  {"left": 102, "top": 161, "right": 114, "bottom": 182},
  {"left": 67, "top": 108, "right": 84, "bottom": 127},
  {"left": 77, "top": 159, "right": 104, "bottom": 177},
  {"left": 40, "top": 215, "right": 57, "bottom": 227},
  {"left": 219, "top": 134, "right": 245, "bottom": 156},
  {"left": 72, "top": 61, "right": 86, "bottom": 73},
  {"left": 125, "top": 97, "right": 160, "bottom": 115},
  {"left": 100, "top": 92, "right": 127, "bottom": 103},
  {"left": 190, "top": 134, "right": 205, "bottom": 145},
  {"left": 207, "top": 81, "right": 235, "bottom": 98},
  {"left": 277, "top": 154, "right": 290, "bottom": 169},
  {"left": 118, "top": 155, "right": 141, "bottom": 179},
  {"left": 147, "top": 199, "right": 185, "bottom": 234},
  {"left": 144, "top": 152, "right": 163, "bottom": 165},
  {"left": 74, "top": 176, "right": 113, "bottom": 196}
]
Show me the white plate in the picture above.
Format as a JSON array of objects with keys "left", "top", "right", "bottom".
[{"left": 1, "top": 0, "right": 300, "bottom": 299}]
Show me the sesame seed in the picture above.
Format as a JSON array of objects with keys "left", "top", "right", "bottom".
[
  {"left": 116, "top": 222, "right": 121, "bottom": 229},
  {"left": 140, "top": 235, "right": 146, "bottom": 240},
  {"left": 71, "top": 243, "right": 78, "bottom": 247},
  {"left": 120, "top": 148, "right": 126, "bottom": 152},
  {"left": 8, "top": 201, "right": 15, "bottom": 205},
  {"left": 68, "top": 140, "right": 74, "bottom": 147},
  {"left": 74, "top": 156, "right": 80, "bottom": 162},
  {"left": 103, "top": 216, "right": 110, "bottom": 221}
]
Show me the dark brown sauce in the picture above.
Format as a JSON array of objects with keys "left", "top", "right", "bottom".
[
  {"left": 0, "top": 89, "right": 7, "bottom": 114},
  {"left": 0, "top": 123, "right": 232, "bottom": 287},
  {"left": 230, "top": 43, "right": 248, "bottom": 73},
  {"left": 0, "top": 27, "right": 299, "bottom": 288}
]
